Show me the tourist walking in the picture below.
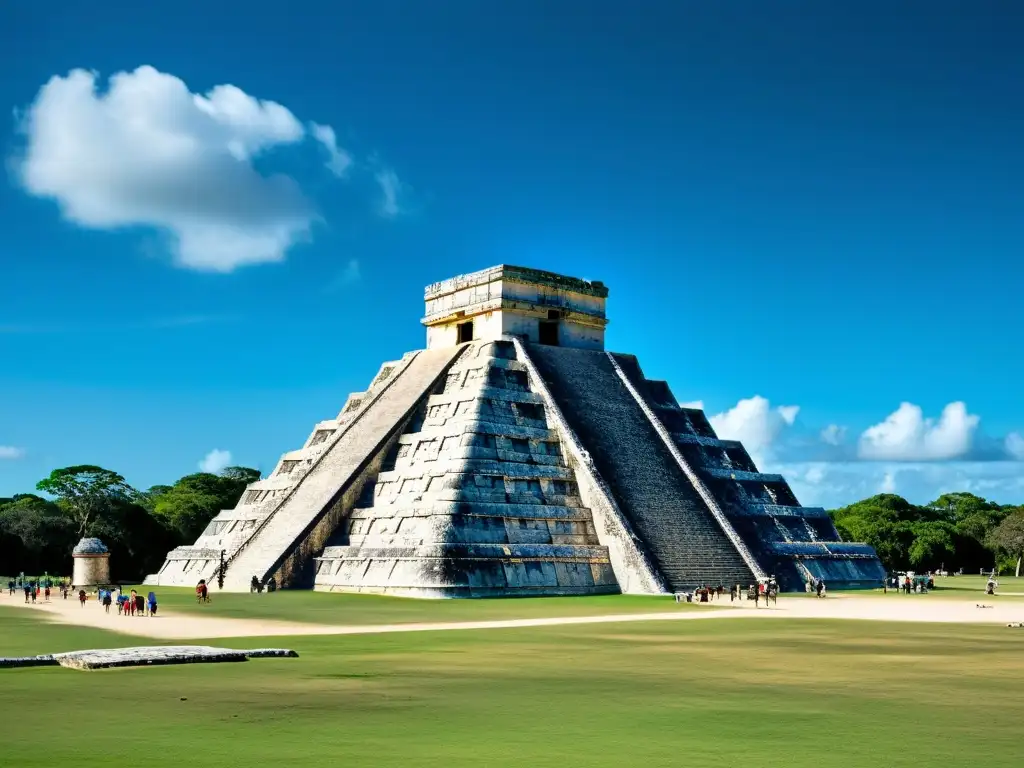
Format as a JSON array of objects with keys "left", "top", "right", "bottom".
[
  {"left": 78, "top": 589, "right": 87, "bottom": 607},
  {"left": 23, "top": 583, "right": 30, "bottom": 603},
  {"left": 43, "top": 585, "right": 50, "bottom": 602},
  {"left": 102, "top": 590, "right": 112, "bottom": 614}
]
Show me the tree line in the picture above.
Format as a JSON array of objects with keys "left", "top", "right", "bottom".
[
  {"left": 830, "top": 492, "right": 1024, "bottom": 576},
  {"left": 2, "top": 465, "right": 1024, "bottom": 580},
  {"left": 0, "top": 464, "right": 259, "bottom": 579}
]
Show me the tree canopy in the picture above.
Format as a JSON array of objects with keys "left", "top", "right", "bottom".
[
  {"left": 830, "top": 492, "right": 1019, "bottom": 573},
  {"left": 35, "top": 465, "right": 135, "bottom": 537},
  {"left": 150, "top": 467, "right": 260, "bottom": 542},
  {"left": 3, "top": 464, "right": 259, "bottom": 579},
  {"left": 988, "top": 511, "right": 1024, "bottom": 577}
]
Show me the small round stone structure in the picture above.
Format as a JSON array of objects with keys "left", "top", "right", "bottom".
[{"left": 72, "top": 538, "right": 111, "bottom": 588}]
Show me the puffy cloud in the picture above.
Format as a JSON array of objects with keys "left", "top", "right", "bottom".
[
  {"left": 690, "top": 393, "right": 1019, "bottom": 506},
  {"left": 709, "top": 396, "right": 799, "bottom": 462},
  {"left": 15, "top": 66, "right": 357, "bottom": 272},
  {"left": 1007, "top": 433, "right": 1024, "bottom": 461},
  {"left": 820, "top": 424, "right": 847, "bottom": 446},
  {"left": 199, "top": 448, "right": 232, "bottom": 474},
  {"left": 0, "top": 446, "right": 26, "bottom": 460},
  {"left": 310, "top": 122, "right": 352, "bottom": 178},
  {"left": 374, "top": 168, "right": 404, "bottom": 218},
  {"left": 858, "top": 402, "right": 979, "bottom": 461}
]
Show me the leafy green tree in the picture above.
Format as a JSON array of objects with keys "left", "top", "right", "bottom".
[
  {"left": 151, "top": 467, "right": 259, "bottom": 541},
  {"left": 988, "top": 511, "right": 1024, "bottom": 577},
  {"left": 908, "top": 522, "right": 957, "bottom": 570},
  {"left": 0, "top": 494, "right": 77, "bottom": 574},
  {"left": 35, "top": 466, "right": 135, "bottom": 538}
]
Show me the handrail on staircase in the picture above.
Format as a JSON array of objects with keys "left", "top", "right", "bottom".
[
  {"left": 220, "top": 351, "right": 422, "bottom": 577},
  {"left": 604, "top": 352, "right": 769, "bottom": 583}
]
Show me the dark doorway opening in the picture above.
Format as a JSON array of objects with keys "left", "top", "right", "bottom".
[
  {"left": 457, "top": 321, "right": 474, "bottom": 344},
  {"left": 539, "top": 321, "right": 559, "bottom": 346}
]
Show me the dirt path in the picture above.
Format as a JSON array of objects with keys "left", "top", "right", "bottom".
[{"left": 4, "top": 593, "right": 1022, "bottom": 641}]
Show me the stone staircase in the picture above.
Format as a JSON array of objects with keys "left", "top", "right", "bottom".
[
  {"left": 313, "top": 339, "right": 619, "bottom": 597},
  {"left": 526, "top": 344, "right": 754, "bottom": 591},
  {"left": 217, "top": 344, "right": 466, "bottom": 589},
  {"left": 618, "top": 362, "right": 887, "bottom": 591}
]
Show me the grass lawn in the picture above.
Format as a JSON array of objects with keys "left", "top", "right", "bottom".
[
  {"left": 129, "top": 586, "right": 702, "bottom": 624},
  {"left": 2, "top": 605, "right": 1022, "bottom": 768}
]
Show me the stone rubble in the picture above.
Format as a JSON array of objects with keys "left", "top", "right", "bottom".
[{"left": 0, "top": 646, "right": 298, "bottom": 670}]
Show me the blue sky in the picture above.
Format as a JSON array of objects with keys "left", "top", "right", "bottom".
[{"left": 1, "top": 1, "right": 1022, "bottom": 507}]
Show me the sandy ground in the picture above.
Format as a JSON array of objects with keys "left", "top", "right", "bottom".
[{"left": 4, "top": 592, "right": 1024, "bottom": 641}]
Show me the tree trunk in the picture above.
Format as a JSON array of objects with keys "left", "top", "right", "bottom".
[{"left": 1016, "top": 554, "right": 1021, "bottom": 579}]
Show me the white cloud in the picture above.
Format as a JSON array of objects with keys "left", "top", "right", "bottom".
[
  {"left": 679, "top": 400, "right": 704, "bottom": 410},
  {"left": 709, "top": 396, "right": 799, "bottom": 462},
  {"left": 858, "top": 401, "right": 979, "bottom": 461},
  {"left": 0, "top": 446, "right": 26, "bottom": 460},
  {"left": 777, "top": 405, "right": 799, "bottom": 425},
  {"left": 199, "top": 448, "right": 232, "bottom": 474},
  {"left": 310, "top": 122, "right": 352, "bottom": 177},
  {"left": 15, "top": 66, "right": 357, "bottom": 272},
  {"left": 1006, "top": 433, "right": 1024, "bottom": 461},
  {"left": 772, "top": 460, "right": 1024, "bottom": 509},
  {"left": 820, "top": 424, "right": 847, "bottom": 446},
  {"left": 374, "top": 168, "right": 403, "bottom": 218}
]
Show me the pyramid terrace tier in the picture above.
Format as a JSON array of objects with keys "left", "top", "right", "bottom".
[
  {"left": 312, "top": 339, "right": 624, "bottom": 597},
  {"left": 344, "top": 501, "right": 603, "bottom": 548},
  {"left": 315, "top": 542, "right": 618, "bottom": 598}
]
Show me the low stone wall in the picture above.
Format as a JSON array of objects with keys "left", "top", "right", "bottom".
[
  {"left": 0, "top": 646, "right": 298, "bottom": 671},
  {"left": 0, "top": 655, "right": 58, "bottom": 669}
]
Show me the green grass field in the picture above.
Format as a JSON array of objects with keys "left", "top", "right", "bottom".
[
  {"left": 136, "top": 586, "right": 700, "bottom": 624},
  {"left": 2, "top": 598, "right": 1022, "bottom": 768}
]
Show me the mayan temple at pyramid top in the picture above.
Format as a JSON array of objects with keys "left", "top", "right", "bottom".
[
  {"left": 422, "top": 264, "right": 609, "bottom": 350},
  {"left": 148, "top": 264, "right": 885, "bottom": 595}
]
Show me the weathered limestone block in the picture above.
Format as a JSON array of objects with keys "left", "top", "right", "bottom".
[
  {"left": 314, "top": 339, "right": 619, "bottom": 598},
  {"left": 1, "top": 647, "right": 299, "bottom": 671}
]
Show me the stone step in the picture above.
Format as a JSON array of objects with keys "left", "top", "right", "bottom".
[
  {"left": 525, "top": 344, "right": 754, "bottom": 591},
  {"left": 221, "top": 345, "right": 466, "bottom": 589}
]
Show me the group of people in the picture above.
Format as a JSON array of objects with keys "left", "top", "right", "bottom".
[
  {"left": 742, "top": 577, "right": 780, "bottom": 606},
  {"left": 883, "top": 573, "right": 935, "bottom": 594},
  {"left": 250, "top": 575, "right": 277, "bottom": 593},
  {"left": 9, "top": 579, "right": 70, "bottom": 603},
  {"left": 804, "top": 577, "right": 828, "bottom": 597},
  {"left": 94, "top": 587, "right": 158, "bottom": 616},
  {"left": 679, "top": 577, "right": 780, "bottom": 606}
]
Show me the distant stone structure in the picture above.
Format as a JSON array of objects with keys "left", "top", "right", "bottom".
[
  {"left": 148, "top": 265, "right": 885, "bottom": 595},
  {"left": 72, "top": 538, "right": 110, "bottom": 588}
]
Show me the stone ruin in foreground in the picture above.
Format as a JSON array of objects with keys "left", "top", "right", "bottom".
[{"left": 148, "top": 265, "right": 885, "bottom": 596}]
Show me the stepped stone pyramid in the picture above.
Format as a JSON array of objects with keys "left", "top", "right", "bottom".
[{"left": 148, "top": 265, "right": 885, "bottom": 595}]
